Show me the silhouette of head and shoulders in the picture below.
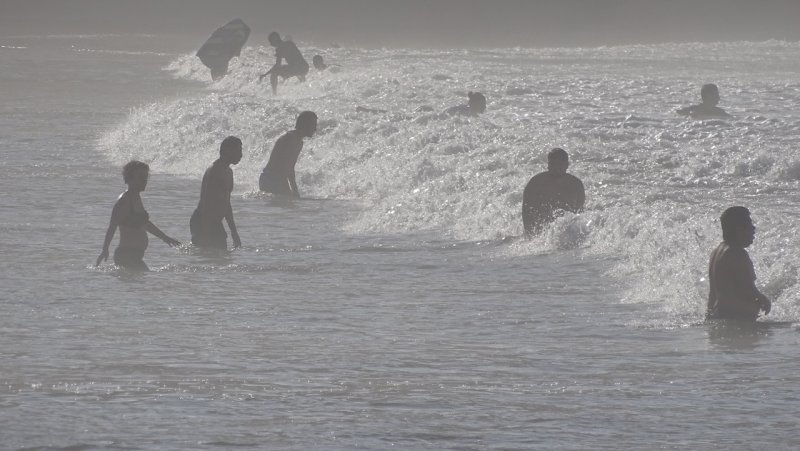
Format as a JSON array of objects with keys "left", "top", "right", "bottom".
[
  {"left": 677, "top": 83, "right": 731, "bottom": 119},
  {"left": 445, "top": 91, "right": 486, "bottom": 116},
  {"left": 522, "top": 148, "right": 586, "bottom": 237}
]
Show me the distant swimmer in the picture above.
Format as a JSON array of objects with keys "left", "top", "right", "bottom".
[
  {"left": 676, "top": 83, "right": 732, "bottom": 119},
  {"left": 707, "top": 206, "right": 771, "bottom": 321},
  {"left": 445, "top": 91, "right": 486, "bottom": 116},
  {"left": 196, "top": 18, "right": 251, "bottom": 81},
  {"left": 259, "top": 111, "right": 318, "bottom": 198},
  {"left": 312, "top": 55, "right": 327, "bottom": 71},
  {"left": 258, "top": 31, "right": 309, "bottom": 95},
  {"left": 522, "top": 148, "right": 585, "bottom": 237},
  {"left": 96, "top": 161, "right": 181, "bottom": 270},
  {"left": 190, "top": 136, "right": 243, "bottom": 250}
]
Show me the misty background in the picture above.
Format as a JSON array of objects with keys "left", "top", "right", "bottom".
[{"left": 2, "top": 0, "right": 800, "bottom": 48}]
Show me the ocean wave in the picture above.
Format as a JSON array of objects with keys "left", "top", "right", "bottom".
[{"left": 102, "top": 42, "right": 800, "bottom": 325}]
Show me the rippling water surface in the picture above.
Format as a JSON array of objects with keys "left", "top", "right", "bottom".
[{"left": 2, "top": 34, "right": 800, "bottom": 449}]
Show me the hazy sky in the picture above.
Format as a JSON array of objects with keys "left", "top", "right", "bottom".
[{"left": 2, "top": 0, "right": 800, "bottom": 48}]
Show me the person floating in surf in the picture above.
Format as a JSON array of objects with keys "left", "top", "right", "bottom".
[
  {"left": 190, "top": 136, "right": 243, "bottom": 250},
  {"left": 522, "top": 148, "right": 585, "bottom": 237},
  {"left": 444, "top": 91, "right": 486, "bottom": 116},
  {"left": 259, "top": 111, "right": 317, "bottom": 198},
  {"left": 312, "top": 55, "right": 327, "bottom": 71},
  {"left": 707, "top": 206, "right": 771, "bottom": 321},
  {"left": 258, "top": 31, "right": 309, "bottom": 95},
  {"left": 676, "top": 83, "right": 731, "bottom": 119},
  {"left": 96, "top": 161, "right": 180, "bottom": 270}
]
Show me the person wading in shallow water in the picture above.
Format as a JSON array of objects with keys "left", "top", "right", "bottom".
[
  {"left": 96, "top": 161, "right": 180, "bottom": 270},
  {"left": 707, "top": 206, "right": 771, "bottom": 321},
  {"left": 522, "top": 148, "right": 585, "bottom": 237},
  {"left": 258, "top": 31, "right": 309, "bottom": 95},
  {"left": 190, "top": 136, "right": 243, "bottom": 250},
  {"left": 258, "top": 111, "right": 317, "bottom": 198}
]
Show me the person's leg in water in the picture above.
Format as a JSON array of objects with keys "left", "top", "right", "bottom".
[
  {"left": 190, "top": 209, "right": 228, "bottom": 250},
  {"left": 113, "top": 246, "right": 149, "bottom": 271},
  {"left": 259, "top": 170, "right": 293, "bottom": 195}
]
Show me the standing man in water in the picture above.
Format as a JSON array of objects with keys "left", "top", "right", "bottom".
[
  {"left": 258, "top": 31, "right": 309, "bottom": 95},
  {"left": 190, "top": 136, "right": 243, "bottom": 250},
  {"left": 676, "top": 83, "right": 731, "bottom": 119},
  {"left": 522, "top": 148, "right": 585, "bottom": 237},
  {"left": 259, "top": 111, "right": 317, "bottom": 198},
  {"left": 707, "top": 206, "right": 771, "bottom": 321}
]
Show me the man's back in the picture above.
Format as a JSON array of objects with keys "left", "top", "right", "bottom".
[
  {"left": 277, "top": 40, "right": 308, "bottom": 69},
  {"left": 199, "top": 161, "right": 233, "bottom": 223},
  {"left": 678, "top": 104, "right": 730, "bottom": 119},
  {"left": 264, "top": 131, "right": 302, "bottom": 179},
  {"left": 708, "top": 242, "right": 759, "bottom": 320},
  {"left": 522, "top": 171, "right": 585, "bottom": 234}
]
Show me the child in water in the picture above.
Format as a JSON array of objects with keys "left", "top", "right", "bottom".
[{"left": 96, "top": 161, "right": 180, "bottom": 270}]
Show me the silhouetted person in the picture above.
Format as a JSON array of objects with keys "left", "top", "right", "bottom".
[
  {"left": 190, "top": 136, "right": 243, "bottom": 250},
  {"left": 676, "top": 83, "right": 731, "bottom": 119},
  {"left": 96, "top": 161, "right": 180, "bottom": 270},
  {"left": 445, "top": 91, "right": 486, "bottom": 116},
  {"left": 259, "top": 111, "right": 317, "bottom": 198},
  {"left": 522, "top": 148, "right": 585, "bottom": 237},
  {"left": 707, "top": 206, "right": 771, "bottom": 321},
  {"left": 258, "top": 32, "right": 309, "bottom": 94},
  {"left": 312, "top": 55, "right": 327, "bottom": 71},
  {"left": 196, "top": 18, "right": 250, "bottom": 81}
]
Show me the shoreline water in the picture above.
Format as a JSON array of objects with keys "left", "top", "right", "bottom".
[{"left": 2, "top": 34, "right": 800, "bottom": 449}]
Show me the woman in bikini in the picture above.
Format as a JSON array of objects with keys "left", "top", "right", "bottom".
[{"left": 96, "top": 161, "right": 180, "bottom": 271}]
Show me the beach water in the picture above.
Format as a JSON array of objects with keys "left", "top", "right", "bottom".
[{"left": 2, "top": 34, "right": 800, "bottom": 449}]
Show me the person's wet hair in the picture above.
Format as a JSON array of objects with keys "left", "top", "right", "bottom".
[
  {"left": 701, "top": 83, "right": 719, "bottom": 102},
  {"left": 296, "top": 111, "right": 317, "bottom": 129},
  {"left": 720, "top": 206, "right": 751, "bottom": 244},
  {"left": 220, "top": 136, "right": 242, "bottom": 158},
  {"left": 468, "top": 91, "right": 486, "bottom": 112},
  {"left": 547, "top": 148, "right": 569, "bottom": 162},
  {"left": 268, "top": 31, "right": 281, "bottom": 45},
  {"left": 122, "top": 160, "right": 149, "bottom": 184}
]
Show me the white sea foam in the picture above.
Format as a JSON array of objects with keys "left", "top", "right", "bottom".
[{"left": 100, "top": 41, "right": 800, "bottom": 326}]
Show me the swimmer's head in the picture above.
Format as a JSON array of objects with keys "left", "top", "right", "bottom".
[
  {"left": 547, "top": 148, "right": 569, "bottom": 174},
  {"left": 721, "top": 206, "right": 755, "bottom": 247},
  {"left": 468, "top": 91, "right": 486, "bottom": 114},
  {"left": 220, "top": 136, "right": 243, "bottom": 165},
  {"left": 122, "top": 160, "right": 149, "bottom": 191},
  {"left": 701, "top": 83, "right": 720, "bottom": 106},
  {"left": 296, "top": 111, "right": 318, "bottom": 137},
  {"left": 312, "top": 55, "right": 326, "bottom": 70},
  {"left": 268, "top": 32, "right": 282, "bottom": 46}
]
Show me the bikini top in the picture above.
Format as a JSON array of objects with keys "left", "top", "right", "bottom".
[{"left": 119, "top": 195, "right": 149, "bottom": 228}]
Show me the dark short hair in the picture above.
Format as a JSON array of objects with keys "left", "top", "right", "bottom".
[
  {"left": 296, "top": 111, "right": 317, "bottom": 129},
  {"left": 468, "top": 91, "right": 486, "bottom": 105},
  {"left": 720, "top": 206, "right": 750, "bottom": 244},
  {"left": 547, "top": 148, "right": 569, "bottom": 162},
  {"left": 122, "top": 160, "right": 149, "bottom": 184},
  {"left": 220, "top": 136, "right": 242, "bottom": 157},
  {"left": 701, "top": 83, "right": 719, "bottom": 100},
  {"left": 268, "top": 31, "right": 280, "bottom": 42}
]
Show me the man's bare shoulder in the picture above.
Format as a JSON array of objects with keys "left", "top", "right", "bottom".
[
  {"left": 711, "top": 242, "right": 749, "bottom": 262},
  {"left": 565, "top": 173, "right": 584, "bottom": 186},
  {"left": 525, "top": 171, "right": 550, "bottom": 186}
]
